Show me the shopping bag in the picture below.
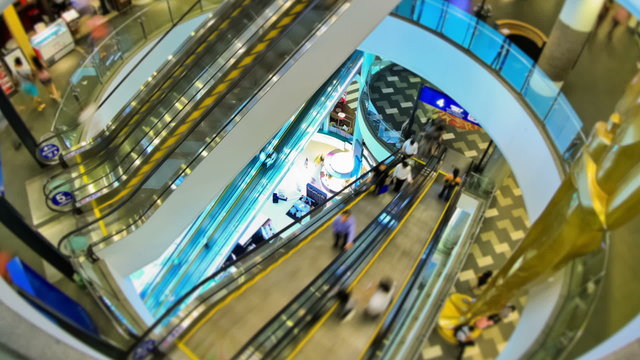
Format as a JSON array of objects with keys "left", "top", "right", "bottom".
[{"left": 377, "top": 185, "right": 389, "bottom": 195}]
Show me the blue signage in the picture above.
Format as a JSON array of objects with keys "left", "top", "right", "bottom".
[
  {"left": 418, "top": 86, "right": 480, "bottom": 127},
  {"left": 132, "top": 339, "right": 157, "bottom": 360},
  {"left": 39, "top": 144, "right": 60, "bottom": 160},
  {"left": 51, "top": 191, "right": 74, "bottom": 207},
  {"left": 306, "top": 183, "right": 328, "bottom": 206}
]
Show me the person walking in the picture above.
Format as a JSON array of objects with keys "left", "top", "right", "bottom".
[
  {"left": 439, "top": 168, "right": 462, "bottom": 201},
  {"left": 365, "top": 278, "right": 395, "bottom": 318},
  {"left": 32, "top": 56, "right": 61, "bottom": 102},
  {"left": 420, "top": 121, "right": 445, "bottom": 157},
  {"left": 13, "top": 58, "right": 46, "bottom": 111},
  {"left": 392, "top": 160, "right": 413, "bottom": 192},
  {"left": 400, "top": 136, "right": 419, "bottom": 159},
  {"left": 371, "top": 163, "right": 389, "bottom": 195},
  {"left": 332, "top": 210, "right": 356, "bottom": 250}
]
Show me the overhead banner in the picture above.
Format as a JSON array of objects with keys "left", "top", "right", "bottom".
[{"left": 419, "top": 86, "right": 481, "bottom": 129}]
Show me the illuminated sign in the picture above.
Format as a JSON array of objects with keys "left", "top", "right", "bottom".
[{"left": 419, "top": 86, "right": 480, "bottom": 127}]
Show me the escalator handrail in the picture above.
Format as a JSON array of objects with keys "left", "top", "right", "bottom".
[
  {"left": 44, "top": 0, "right": 268, "bottom": 212},
  {"left": 42, "top": 0, "right": 246, "bottom": 202},
  {"left": 55, "top": 0, "right": 332, "bottom": 256},
  {"left": 235, "top": 151, "right": 444, "bottom": 358},
  {"left": 363, "top": 171, "right": 466, "bottom": 359},
  {"left": 362, "top": 161, "right": 479, "bottom": 359},
  {"left": 41, "top": 0, "right": 206, "bottom": 155},
  {"left": 126, "top": 152, "right": 399, "bottom": 355},
  {"left": 139, "top": 53, "right": 365, "bottom": 306}
]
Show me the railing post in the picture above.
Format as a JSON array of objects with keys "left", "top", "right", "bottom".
[
  {"left": 166, "top": 0, "right": 175, "bottom": 24},
  {"left": 436, "top": 1, "right": 448, "bottom": 33},
  {"left": 93, "top": 56, "right": 104, "bottom": 84},
  {"left": 519, "top": 63, "right": 535, "bottom": 95},
  {"left": 72, "top": 86, "right": 81, "bottom": 104},
  {"left": 138, "top": 17, "right": 147, "bottom": 40},
  {"left": 542, "top": 91, "right": 561, "bottom": 124},
  {"left": 199, "top": 0, "right": 204, "bottom": 12},
  {"left": 467, "top": 17, "right": 481, "bottom": 50}
]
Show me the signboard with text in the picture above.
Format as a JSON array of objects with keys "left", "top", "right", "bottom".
[{"left": 419, "top": 86, "right": 481, "bottom": 128}]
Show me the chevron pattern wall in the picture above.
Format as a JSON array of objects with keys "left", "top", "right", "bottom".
[
  {"left": 368, "top": 65, "right": 491, "bottom": 162},
  {"left": 422, "top": 173, "right": 530, "bottom": 360}
]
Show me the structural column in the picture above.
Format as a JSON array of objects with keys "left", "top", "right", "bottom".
[
  {"left": 538, "top": 0, "right": 606, "bottom": 83},
  {"left": 2, "top": 5, "right": 36, "bottom": 67}
]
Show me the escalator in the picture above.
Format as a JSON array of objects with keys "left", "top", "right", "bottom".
[
  {"left": 44, "top": 0, "right": 283, "bottom": 213},
  {"left": 287, "top": 172, "right": 452, "bottom": 360},
  {"left": 54, "top": 0, "right": 398, "bottom": 258},
  {"left": 124, "top": 154, "right": 398, "bottom": 356},
  {"left": 154, "top": 155, "right": 441, "bottom": 359},
  {"left": 140, "top": 53, "right": 363, "bottom": 317}
]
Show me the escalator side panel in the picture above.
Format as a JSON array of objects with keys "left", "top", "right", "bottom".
[
  {"left": 176, "top": 190, "right": 393, "bottom": 358},
  {"left": 291, "top": 173, "right": 448, "bottom": 360},
  {"left": 95, "top": 0, "right": 400, "bottom": 279}
]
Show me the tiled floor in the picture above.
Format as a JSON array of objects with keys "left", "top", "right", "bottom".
[
  {"left": 422, "top": 171, "right": 530, "bottom": 360},
  {"left": 366, "top": 61, "right": 530, "bottom": 359},
  {"left": 471, "top": 0, "right": 640, "bottom": 131},
  {"left": 368, "top": 65, "right": 491, "bottom": 163}
]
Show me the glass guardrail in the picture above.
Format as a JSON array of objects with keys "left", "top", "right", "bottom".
[
  {"left": 128, "top": 153, "right": 399, "bottom": 357},
  {"left": 524, "top": 236, "right": 609, "bottom": 360},
  {"left": 359, "top": 58, "right": 403, "bottom": 152},
  {"left": 365, "top": 173, "right": 494, "bottom": 359},
  {"left": 393, "top": 0, "right": 587, "bottom": 168},
  {"left": 44, "top": 0, "right": 221, "bottom": 152}
]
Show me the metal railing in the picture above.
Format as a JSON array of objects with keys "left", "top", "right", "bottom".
[
  {"left": 40, "top": 0, "right": 221, "bottom": 157},
  {"left": 394, "top": 0, "right": 587, "bottom": 169}
]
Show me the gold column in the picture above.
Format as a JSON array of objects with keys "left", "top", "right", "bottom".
[
  {"left": 463, "top": 72, "right": 640, "bottom": 321},
  {"left": 3, "top": 5, "right": 36, "bottom": 67}
]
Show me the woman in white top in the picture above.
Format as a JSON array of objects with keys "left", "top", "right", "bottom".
[
  {"left": 393, "top": 160, "right": 413, "bottom": 192},
  {"left": 365, "top": 278, "right": 395, "bottom": 318}
]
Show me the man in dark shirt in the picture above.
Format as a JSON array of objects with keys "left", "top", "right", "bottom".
[{"left": 371, "top": 163, "right": 389, "bottom": 195}]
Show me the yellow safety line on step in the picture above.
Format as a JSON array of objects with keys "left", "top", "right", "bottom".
[{"left": 286, "top": 174, "right": 438, "bottom": 360}]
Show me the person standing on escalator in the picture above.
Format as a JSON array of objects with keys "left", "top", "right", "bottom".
[
  {"left": 392, "top": 160, "right": 413, "bottom": 193},
  {"left": 332, "top": 210, "right": 356, "bottom": 250},
  {"left": 439, "top": 168, "right": 462, "bottom": 201},
  {"left": 370, "top": 163, "right": 389, "bottom": 195}
]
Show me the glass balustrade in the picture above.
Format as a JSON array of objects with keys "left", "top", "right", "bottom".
[
  {"left": 47, "top": 0, "right": 222, "bottom": 150},
  {"left": 393, "top": 0, "right": 587, "bottom": 168}
]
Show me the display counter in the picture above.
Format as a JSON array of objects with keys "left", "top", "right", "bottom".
[{"left": 30, "top": 19, "right": 75, "bottom": 66}]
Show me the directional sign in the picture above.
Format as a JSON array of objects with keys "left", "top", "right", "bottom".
[
  {"left": 39, "top": 143, "right": 60, "bottom": 160},
  {"left": 51, "top": 191, "right": 74, "bottom": 207}
]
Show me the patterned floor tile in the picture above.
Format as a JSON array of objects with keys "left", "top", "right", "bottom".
[{"left": 423, "top": 172, "right": 530, "bottom": 359}]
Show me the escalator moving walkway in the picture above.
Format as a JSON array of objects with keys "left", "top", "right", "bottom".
[
  {"left": 233, "top": 158, "right": 449, "bottom": 359},
  {"left": 57, "top": 0, "right": 359, "bottom": 254}
]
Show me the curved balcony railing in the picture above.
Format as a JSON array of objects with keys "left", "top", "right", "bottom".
[
  {"left": 394, "top": 0, "right": 586, "bottom": 169},
  {"left": 38, "top": 0, "right": 221, "bottom": 160},
  {"left": 391, "top": 1, "right": 608, "bottom": 358}
]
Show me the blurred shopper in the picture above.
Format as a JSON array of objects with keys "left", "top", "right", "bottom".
[
  {"left": 32, "top": 56, "right": 61, "bottom": 102},
  {"left": 419, "top": 120, "right": 445, "bottom": 158},
  {"left": 52, "top": 0, "right": 69, "bottom": 16},
  {"left": 13, "top": 58, "right": 45, "bottom": 111},
  {"left": 401, "top": 136, "right": 419, "bottom": 159},
  {"left": 608, "top": 4, "right": 630, "bottom": 39},
  {"left": 371, "top": 163, "right": 389, "bottom": 195},
  {"left": 365, "top": 278, "right": 395, "bottom": 318},
  {"left": 476, "top": 270, "right": 493, "bottom": 289},
  {"left": 87, "top": 14, "right": 111, "bottom": 51},
  {"left": 392, "top": 160, "right": 413, "bottom": 192},
  {"left": 438, "top": 168, "right": 462, "bottom": 201},
  {"left": 335, "top": 288, "right": 356, "bottom": 321},
  {"left": 332, "top": 210, "right": 356, "bottom": 250},
  {"left": 596, "top": 0, "right": 613, "bottom": 29}
]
